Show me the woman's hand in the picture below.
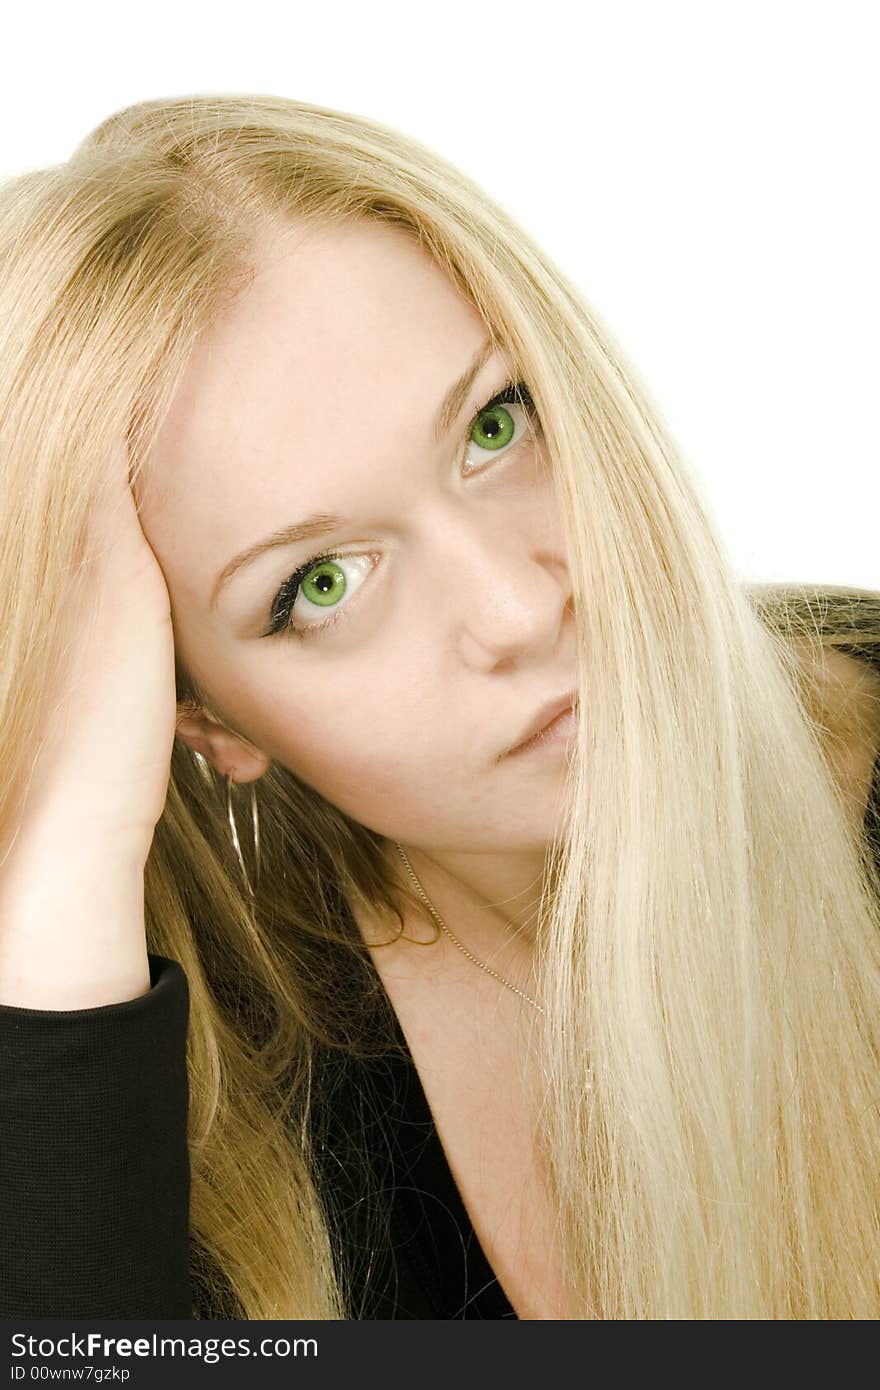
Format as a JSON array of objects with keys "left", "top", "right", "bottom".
[
  {"left": 0, "top": 447, "right": 182, "bottom": 1007},
  {"left": 13, "top": 447, "right": 180, "bottom": 864}
]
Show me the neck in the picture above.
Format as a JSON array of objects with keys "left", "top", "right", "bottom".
[{"left": 384, "top": 838, "right": 553, "bottom": 959}]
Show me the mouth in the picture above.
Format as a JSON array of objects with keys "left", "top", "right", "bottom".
[{"left": 503, "top": 689, "right": 579, "bottom": 758}]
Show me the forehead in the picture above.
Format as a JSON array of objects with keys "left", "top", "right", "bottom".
[{"left": 140, "top": 218, "right": 489, "bottom": 591}]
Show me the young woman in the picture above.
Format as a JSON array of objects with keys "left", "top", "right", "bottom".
[{"left": 0, "top": 93, "right": 878, "bottom": 1321}]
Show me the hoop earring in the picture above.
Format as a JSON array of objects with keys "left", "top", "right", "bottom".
[{"left": 225, "top": 774, "right": 261, "bottom": 898}]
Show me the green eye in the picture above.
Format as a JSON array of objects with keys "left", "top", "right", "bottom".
[
  {"left": 299, "top": 558, "right": 347, "bottom": 608},
  {"left": 470, "top": 400, "right": 518, "bottom": 452},
  {"left": 466, "top": 380, "right": 537, "bottom": 468},
  {"left": 264, "top": 552, "right": 372, "bottom": 640}
]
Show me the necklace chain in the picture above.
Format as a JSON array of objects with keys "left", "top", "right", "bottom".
[{"left": 392, "top": 840, "right": 545, "bottom": 1016}]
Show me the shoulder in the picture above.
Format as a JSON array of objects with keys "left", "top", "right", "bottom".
[{"left": 815, "top": 646, "right": 880, "bottom": 828}]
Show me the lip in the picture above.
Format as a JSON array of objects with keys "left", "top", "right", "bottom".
[{"left": 504, "top": 689, "right": 579, "bottom": 757}]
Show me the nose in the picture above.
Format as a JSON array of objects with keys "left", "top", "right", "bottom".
[{"left": 441, "top": 517, "right": 573, "bottom": 667}]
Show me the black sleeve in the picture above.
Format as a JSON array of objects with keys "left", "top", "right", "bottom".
[{"left": 0, "top": 953, "right": 193, "bottom": 1318}]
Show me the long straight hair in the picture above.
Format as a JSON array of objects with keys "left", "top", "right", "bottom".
[{"left": 1, "top": 94, "right": 878, "bottom": 1318}]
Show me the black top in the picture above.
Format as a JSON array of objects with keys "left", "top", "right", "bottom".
[
  {"left": 0, "top": 903, "right": 518, "bottom": 1319},
  {"left": 0, "top": 934, "right": 515, "bottom": 1320},
  {"left": 306, "top": 941, "right": 519, "bottom": 1320},
  {"left": 1, "top": 641, "right": 879, "bottom": 1321}
]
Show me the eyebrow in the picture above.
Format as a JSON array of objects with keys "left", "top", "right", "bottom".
[{"left": 209, "top": 335, "right": 497, "bottom": 610}]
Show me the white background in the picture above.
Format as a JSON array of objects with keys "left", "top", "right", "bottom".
[{"left": 2, "top": 0, "right": 876, "bottom": 589}]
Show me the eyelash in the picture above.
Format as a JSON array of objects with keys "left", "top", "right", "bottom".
[{"left": 261, "top": 378, "right": 539, "bottom": 641}]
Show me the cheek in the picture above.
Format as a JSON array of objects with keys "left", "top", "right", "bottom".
[{"left": 261, "top": 685, "right": 444, "bottom": 821}]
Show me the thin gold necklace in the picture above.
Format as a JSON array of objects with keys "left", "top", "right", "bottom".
[{"left": 392, "top": 840, "right": 545, "bottom": 1016}]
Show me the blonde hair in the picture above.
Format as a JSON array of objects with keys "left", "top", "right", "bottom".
[{"left": 1, "top": 94, "right": 879, "bottom": 1319}]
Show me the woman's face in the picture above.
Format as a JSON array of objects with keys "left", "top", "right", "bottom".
[{"left": 141, "top": 217, "right": 578, "bottom": 856}]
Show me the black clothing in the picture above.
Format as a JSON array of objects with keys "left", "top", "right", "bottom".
[
  {"left": 306, "top": 942, "right": 519, "bottom": 1320},
  {"left": 0, "top": 937, "right": 514, "bottom": 1320},
  {"left": 0, "top": 951, "right": 191, "bottom": 1320},
  {"left": 2, "top": 643, "right": 879, "bottom": 1320}
]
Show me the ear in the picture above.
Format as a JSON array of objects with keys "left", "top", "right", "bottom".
[{"left": 175, "top": 704, "right": 270, "bottom": 784}]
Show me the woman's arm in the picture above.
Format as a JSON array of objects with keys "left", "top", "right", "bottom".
[{"left": 0, "top": 952, "right": 193, "bottom": 1318}]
